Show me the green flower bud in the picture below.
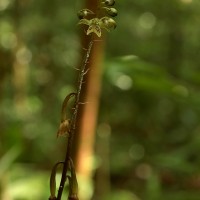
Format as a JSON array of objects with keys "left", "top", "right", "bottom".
[
  {"left": 102, "top": 7, "right": 118, "bottom": 17},
  {"left": 77, "top": 9, "right": 94, "bottom": 19},
  {"left": 102, "top": 0, "right": 115, "bottom": 6},
  {"left": 100, "top": 17, "right": 117, "bottom": 29}
]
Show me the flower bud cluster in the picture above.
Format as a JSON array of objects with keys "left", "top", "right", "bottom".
[{"left": 78, "top": 0, "right": 117, "bottom": 37}]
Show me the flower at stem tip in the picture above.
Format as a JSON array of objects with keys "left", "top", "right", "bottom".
[{"left": 78, "top": 17, "right": 116, "bottom": 37}]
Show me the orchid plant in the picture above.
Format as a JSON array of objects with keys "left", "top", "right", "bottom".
[{"left": 48, "top": 0, "right": 117, "bottom": 199}]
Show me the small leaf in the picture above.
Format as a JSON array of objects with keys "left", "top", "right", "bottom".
[
  {"left": 61, "top": 93, "right": 76, "bottom": 122},
  {"left": 49, "top": 162, "right": 64, "bottom": 199},
  {"left": 67, "top": 158, "right": 79, "bottom": 200},
  {"left": 57, "top": 92, "right": 76, "bottom": 137}
]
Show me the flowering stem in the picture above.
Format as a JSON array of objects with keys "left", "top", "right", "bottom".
[{"left": 56, "top": 40, "right": 94, "bottom": 200}]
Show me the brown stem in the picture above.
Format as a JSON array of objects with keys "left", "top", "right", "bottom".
[{"left": 56, "top": 40, "right": 94, "bottom": 200}]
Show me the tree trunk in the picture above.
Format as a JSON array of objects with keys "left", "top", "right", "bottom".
[{"left": 74, "top": 0, "right": 105, "bottom": 199}]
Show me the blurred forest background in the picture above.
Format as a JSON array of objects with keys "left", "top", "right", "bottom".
[{"left": 1, "top": 0, "right": 200, "bottom": 199}]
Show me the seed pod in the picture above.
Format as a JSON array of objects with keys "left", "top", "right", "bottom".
[
  {"left": 102, "top": 0, "right": 115, "bottom": 6},
  {"left": 77, "top": 9, "right": 94, "bottom": 19},
  {"left": 102, "top": 7, "right": 118, "bottom": 17}
]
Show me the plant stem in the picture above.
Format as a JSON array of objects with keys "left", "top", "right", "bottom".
[{"left": 56, "top": 40, "right": 94, "bottom": 200}]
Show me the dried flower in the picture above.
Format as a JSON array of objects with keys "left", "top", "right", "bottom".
[{"left": 57, "top": 119, "right": 70, "bottom": 137}]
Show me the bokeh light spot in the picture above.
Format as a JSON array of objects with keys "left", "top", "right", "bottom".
[
  {"left": 97, "top": 123, "right": 111, "bottom": 138},
  {"left": 172, "top": 85, "right": 189, "bottom": 97},
  {"left": 16, "top": 47, "right": 32, "bottom": 65},
  {"left": 116, "top": 74, "right": 133, "bottom": 90},
  {"left": 0, "top": 32, "right": 17, "bottom": 49},
  {"left": 138, "top": 12, "right": 156, "bottom": 30},
  {"left": 180, "top": 0, "right": 192, "bottom": 4},
  {"left": 129, "top": 144, "right": 145, "bottom": 160},
  {"left": 135, "top": 163, "right": 152, "bottom": 180},
  {"left": 0, "top": 0, "right": 10, "bottom": 11}
]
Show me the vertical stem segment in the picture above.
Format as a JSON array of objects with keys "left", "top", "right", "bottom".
[{"left": 56, "top": 40, "right": 93, "bottom": 200}]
